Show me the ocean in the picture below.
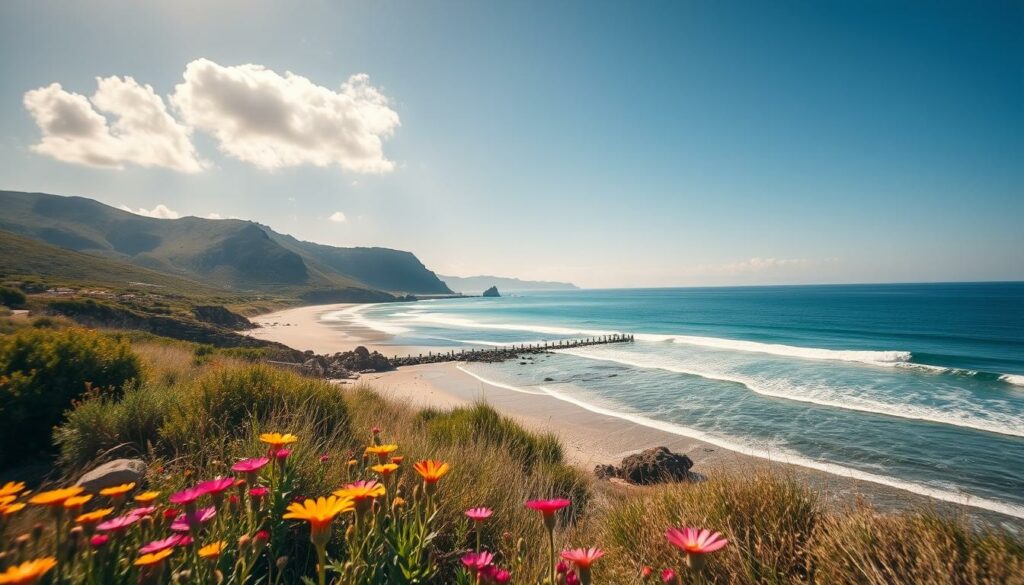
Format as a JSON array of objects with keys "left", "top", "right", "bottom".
[{"left": 334, "top": 283, "right": 1024, "bottom": 518}]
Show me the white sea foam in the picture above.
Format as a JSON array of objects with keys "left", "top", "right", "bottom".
[
  {"left": 635, "top": 333, "right": 912, "bottom": 366},
  {"left": 559, "top": 347, "right": 1024, "bottom": 438},
  {"left": 405, "top": 312, "right": 616, "bottom": 338},
  {"left": 321, "top": 304, "right": 411, "bottom": 335},
  {"left": 455, "top": 365, "right": 1024, "bottom": 520},
  {"left": 1000, "top": 374, "right": 1024, "bottom": 387}
]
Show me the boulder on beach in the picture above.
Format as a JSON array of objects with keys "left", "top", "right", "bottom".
[
  {"left": 593, "top": 446, "right": 695, "bottom": 485},
  {"left": 77, "top": 458, "right": 147, "bottom": 493}
]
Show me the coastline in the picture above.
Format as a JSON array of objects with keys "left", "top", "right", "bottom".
[{"left": 246, "top": 303, "right": 428, "bottom": 356}]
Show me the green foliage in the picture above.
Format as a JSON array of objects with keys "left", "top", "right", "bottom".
[
  {"left": 0, "top": 327, "right": 140, "bottom": 467},
  {"left": 417, "top": 402, "right": 564, "bottom": 468},
  {"left": 0, "top": 285, "right": 26, "bottom": 308}
]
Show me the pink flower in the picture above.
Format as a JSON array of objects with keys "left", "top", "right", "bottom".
[
  {"left": 480, "top": 565, "right": 511, "bottom": 584},
  {"left": 566, "top": 570, "right": 580, "bottom": 585},
  {"left": 170, "top": 506, "right": 217, "bottom": 532},
  {"left": 274, "top": 448, "right": 291, "bottom": 461},
  {"left": 128, "top": 506, "right": 156, "bottom": 518},
  {"left": 666, "top": 527, "right": 727, "bottom": 571},
  {"left": 96, "top": 514, "right": 140, "bottom": 533},
  {"left": 319, "top": 454, "right": 330, "bottom": 463},
  {"left": 556, "top": 561, "right": 570, "bottom": 575},
  {"left": 371, "top": 426, "right": 381, "bottom": 435},
  {"left": 524, "top": 498, "right": 571, "bottom": 517},
  {"left": 231, "top": 457, "right": 270, "bottom": 473},
  {"left": 660, "top": 568, "right": 677, "bottom": 584},
  {"left": 90, "top": 534, "right": 109, "bottom": 548},
  {"left": 139, "top": 534, "right": 189, "bottom": 554},
  {"left": 560, "top": 548, "right": 605, "bottom": 570},
  {"left": 196, "top": 477, "right": 235, "bottom": 496},
  {"left": 169, "top": 486, "right": 207, "bottom": 507},
  {"left": 465, "top": 507, "right": 494, "bottom": 522},
  {"left": 249, "top": 486, "right": 269, "bottom": 498},
  {"left": 461, "top": 551, "right": 495, "bottom": 572}
]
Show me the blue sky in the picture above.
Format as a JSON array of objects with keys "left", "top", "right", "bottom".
[{"left": 1, "top": 0, "right": 1021, "bottom": 288}]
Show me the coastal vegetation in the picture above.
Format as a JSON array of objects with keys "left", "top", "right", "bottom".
[{"left": 1, "top": 320, "right": 1022, "bottom": 584}]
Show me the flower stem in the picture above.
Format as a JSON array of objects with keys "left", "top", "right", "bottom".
[
  {"left": 548, "top": 528, "right": 555, "bottom": 585},
  {"left": 316, "top": 544, "right": 327, "bottom": 585}
]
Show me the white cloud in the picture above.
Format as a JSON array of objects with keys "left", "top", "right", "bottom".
[
  {"left": 119, "top": 203, "right": 181, "bottom": 219},
  {"left": 717, "top": 257, "right": 808, "bottom": 275},
  {"left": 171, "top": 59, "right": 400, "bottom": 172},
  {"left": 328, "top": 211, "right": 347, "bottom": 223},
  {"left": 23, "top": 77, "right": 203, "bottom": 172}
]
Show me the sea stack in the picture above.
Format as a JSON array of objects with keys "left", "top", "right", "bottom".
[{"left": 482, "top": 285, "right": 501, "bottom": 297}]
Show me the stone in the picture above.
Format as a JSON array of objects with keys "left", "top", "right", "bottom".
[
  {"left": 618, "top": 447, "right": 693, "bottom": 485},
  {"left": 482, "top": 286, "right": 500, "bottom": 297},
  {"left": 77, "top": 459, "right": 147, "bottom": 493},
  {"left": 594, "top": 464, "right": 617, "bottom": 480}
]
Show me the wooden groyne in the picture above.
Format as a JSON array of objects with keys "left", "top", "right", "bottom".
[{"left": 388, "top": 333, "right": 634, "bottom": 367}]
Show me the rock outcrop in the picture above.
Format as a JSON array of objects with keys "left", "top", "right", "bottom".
[
  {"left": 77, "top": 459, "right": 147, "bottom": 493},
  {"left": 292, "top": 346, "right": 394, "bottom": 378},
  {"left": 593, "top": 446, "right": 694, "bottom": 485},
  {"left": 482, "top": 286, "right": 500, "bottom": 297}
]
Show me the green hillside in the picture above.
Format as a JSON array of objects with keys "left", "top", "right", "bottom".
[{"left": 0, "top": 190, "right": 453, "bottom": 296}]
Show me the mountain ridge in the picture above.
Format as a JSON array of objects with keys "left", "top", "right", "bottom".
[{"left": 439, "top": 274, "right": 579, "bottom": 294}]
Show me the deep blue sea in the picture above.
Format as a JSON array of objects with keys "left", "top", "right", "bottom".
[{"left": 337, "top": 283, "right": 1024, "bottom": 518}]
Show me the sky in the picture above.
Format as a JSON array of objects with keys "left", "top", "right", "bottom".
[{"left": 0, "top": 0, "right": 1021, "bottom": 289}]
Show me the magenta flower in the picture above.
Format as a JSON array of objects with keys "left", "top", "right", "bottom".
[
  {"left": 660, "top": 568, "right": 677, "bottom": 584},
  {"left": 560, "top": 548, "right": 605, "bottom": 585},
  {"left": 168, "top": 486, "right": 206, "bottom": 507},
  {"left": 231, "top": 457, "right": 270, "bottom": 484},
  {"left": 196, "top": 477, "right": 235, "bottom": 495},
  {"left": 319, "top": 454, "right": 330, "bottom": 463},
  {"left": 525, "top": 498, "right": 571, "bottom": 517},
  {"left": 480, "top": 565, "right": 511, "bottom": 584},
  {"left": 249, "top": 486, "right": 269, "bottom": 498},
  {"left": 170, "top": 506, "right": 217, "bottom": 532},
  {"left": 127, "top": 506, "right": 156, "bottom": 518},
  {"left": 465, "top": 507, "right": 494, "bottom": 522},
  {"left": 556, "top": 561, "right": 570, "bottom": 575},
  {"left": 566, "top": 571, "right": 580, "bottom": 585},
  {"left": 90, "top": 534, "right": 109, "bottom": 548},
  {"left": 461, "top": 551, "right": 495, "bottom": 572},
  {"left": 96, "top": 514, "right": 140, "bottom": 533},
  {"left": 665, "top": 527, "right": 728, "bottom": 570},
  {"left": 139, "top": 534, "right": 189, "bottom": 554}
]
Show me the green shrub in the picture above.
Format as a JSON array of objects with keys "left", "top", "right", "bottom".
[
  {"left": 0, "top": 327, "right": 140, "bottom": 467},
  {"left": 0, "top": 286, "right": 26, "bottom": 309},
  {"left": 417, "top": 402, "right": 564, "bottom": 468}
]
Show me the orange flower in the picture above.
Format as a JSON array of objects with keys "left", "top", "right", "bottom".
[
  {"left": 390, "top": 456, "right": 404, "bottom": 465},
  {"left": 0, "top": 503, "right": 26, "bottom": 517},
  {"left": 283, "top": 496, "right": 354, "bottom": 547},
  {"left": 134, "top": 548, "right": 173, "bottom": 567},
  {"left": 75, "top": 508, "right": 114, "bottom": 525},
  {"left": 198, "top": 540, "right": 226, "bottom": 559},
  {"left": 0, "top": 557, "right": 57, "bottom": 584},
  {"left": 63, "top": 495, "right": 92, "bottom": 510},
  {"left": 364, "top": 444, "right": 398, "bottom": 462},
  {"left": 0, "top": 495, "right": 15, "bottom": 507},
  {"left": 371, "top": 463, "right": 399, "bottom": 478},
  {"left": 0, "top": 482, "right": 25, "bottom": 498},
  {"left": 259, "top": 433, "right": 298, "bottom": 450},
  {"left": 29, "top": 487, "right": 83, "bottom": 507},
  {"left": 99, "top": 483, "right": 135, "bottom": 497},
  {"left": 346, "top": 459, "right": 359, "bottom": 467},
  {"left": 134, "top": 491, "right": 160, "bottom": 504},
  {"left": 412, "top": 460, "right": 451, "bottom": 484}
]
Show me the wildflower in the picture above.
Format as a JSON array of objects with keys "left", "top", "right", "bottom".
[
  {"left": 75, "top": 508, "right": 114, "bottom": 526},
  {"left": 253, "top": 530, "right": 269, "bottom": 551},
  {"left": 273, "top": 448, "right": 291, "bottom": 469},
  {"left": 480, "top": 565, "right": 512, "bottom": 584},
  {"left": 527, "top": 498, "right": 571, "bottom": 584},
  {"left": 1, "top": 503, "right": 26, "bottom": 517},
  {"left": 139, "top": 534, "right": 188, "bottom": 554},
  {"left": 641, "top": 566, "right": 654, "bottom": 580},
  {"left": 566, "top": 570, "right": 580, "bottom": 585},
  {"left": 170, "top": 506, "right": 216, "bottom": 533},
  {"left": 134, "top": 491, "right": 160, "bottom": 504},
  {"left": 560, "top": 548, "right": 604, "bottom": 585},
  {"left": 134, "top": 548, "right": 173, "bottom": 567},
  {"left": 89, "top": 534, "right": 109, "bottom": 549},
  {"left": 99, "top": 482, "right": 135, "bottom": 499},
  {"left": 412, "top": 460, "right": 451, "bottom": 489},
  {"left": 665, "top": 527, "right": 728, "bottom": 571},
  {"left": 196, "top": 477, "right": 235, "bottom": 507},
  {"left": 283, "top": 496, "right": 355, "bottom": 547},
  {"left": 169, "top": 486, "right": 207, "bottom": 510},
  {"left": 365, "top": 444, "right": 398, "bottom": 462},
  {"left": 391, "top": 455, "right": 404, "bottom": 465},
  {"left": 0, "top": 495, "right": 15, "bottom": 507},
  {"left": 347, "top": 459, "right": 359, "bottom": 467},
  {"left": 465, "top": 507, "right": 494, "bottom": 521},
  {"left": 557, "top": 561, "right": 570, "bottom": 575},
  {"left": 0, "top": 482, "right": 26, "bottom": 497},
  {"left": 28, "top": 487, "right": 83, "bottom": 507},
  {"left": 319, "top": 454, "right": 330, "bottom": 463},
  {"left": 199, "top": 541, "right": 226, "bottom": 560},
  {"left": 249, "top": 485, "right": 269, "bottom": 499},
  {"left": 259, "top": 432, "right": 298, "bottom": 451},
  {"left": 62, "top": 495, "right": 92, "bottom": 510},
  {"left": 231, "top": 457, "right": 270, "bottom": 485},
  {"left": 371, "top": 463, "right": 399, "bottom": 479},
  {"left": 128, "top": 506, "right": 157, "bottom": 518},
  {"left": 0, "top": 557, "right": 57, "bottom": 584},
  {"left": 96, "top": 514, "right": 140, "bottom": 533},
  {"left": 333, "top": 480, "right": 385, "bottom": 513},
  {"left": 461, "top": 550, "right": 495, "bottom": 572},
  {"left": 660, "top": 568, "right": 677, "bottom": 584},
  {"left": 371, "top": 425, "right": 381, "bottom": 435},
  {"left": 284, "top": 496, "right": 354, "bottom": 585}
]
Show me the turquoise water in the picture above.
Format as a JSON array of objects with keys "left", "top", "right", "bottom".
[{"left": 340, "top": 283, "right": 1024, "bottom": 518}]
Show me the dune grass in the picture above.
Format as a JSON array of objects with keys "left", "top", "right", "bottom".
[{"left": 1, "top": 331, "right": 1023, "bottom": 584}]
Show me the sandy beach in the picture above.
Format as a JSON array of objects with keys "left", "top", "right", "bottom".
[{"left": 246, "top": 303, "right": 427, "bottom": 356}]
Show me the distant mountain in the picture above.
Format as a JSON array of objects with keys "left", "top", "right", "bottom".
[
  {"left": 439, "top": 274, "right": 579, "bottom": 294},
  {"left": 0, "top": 191, "right": 453, "bottom": 297}
]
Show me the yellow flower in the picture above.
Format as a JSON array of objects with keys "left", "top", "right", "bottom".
[
  {"left": 259, "top": 433, "right": 298, "bottom": 450},
  {"left": 198, "top": 540, "right": 226, "bottom": 559},
  {"left": 283, "top": 496, "right": 354, "bottom": 546},
  {"left": 75, "top": 508, "right": 114, "bottom": 525},
  {"left": 29, "top": 487, "right": 84, "bottom": 507},
  {"left": 99, "top": 483, "right": 135, "bottom": 497},
  {"left": 63, "top": 495, "right": 93, "bottom": 510},
  {"left": 134, "top": 491, "right": 160, "bottom": 504},
  {"left": 1, "top": 503, "right": 26, "bottom": 516},
  {"left": 0, "top": 482, "right": 26, "bottom": 498},
  {"left": 0, "top": 495, "right": 15, "bottom": 507},
  {"left": 364, "top": 444, "right": 398, "bottom": 461},
  {"left": 412, "top": 460, "right": 451, "bottom": 484},
  {"left": 134, "top": 548, "right": 173, "bottom": 567},
  {"left": 0, "top": 557, "right": 57, "bottom": 584},
  {"left": 371, "top": 463, "right": 399, "bottom": 477},
  {"left": 333, "top": 480, "right": 385, "bottom": 502}
]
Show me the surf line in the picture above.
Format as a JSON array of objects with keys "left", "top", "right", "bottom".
[{"left": 453, "top": 365, "right": 1024, "bottom": 520}]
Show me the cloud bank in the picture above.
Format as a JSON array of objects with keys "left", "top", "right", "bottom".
[
  {"left": 119, "top": 203, "right": 181, "bottom": 219},
  {"left": 328, "top": 211, "right": 347, "bottom": 222},
  {"left": 23, "top": 60, "right": 400, "bottom": 174}
]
